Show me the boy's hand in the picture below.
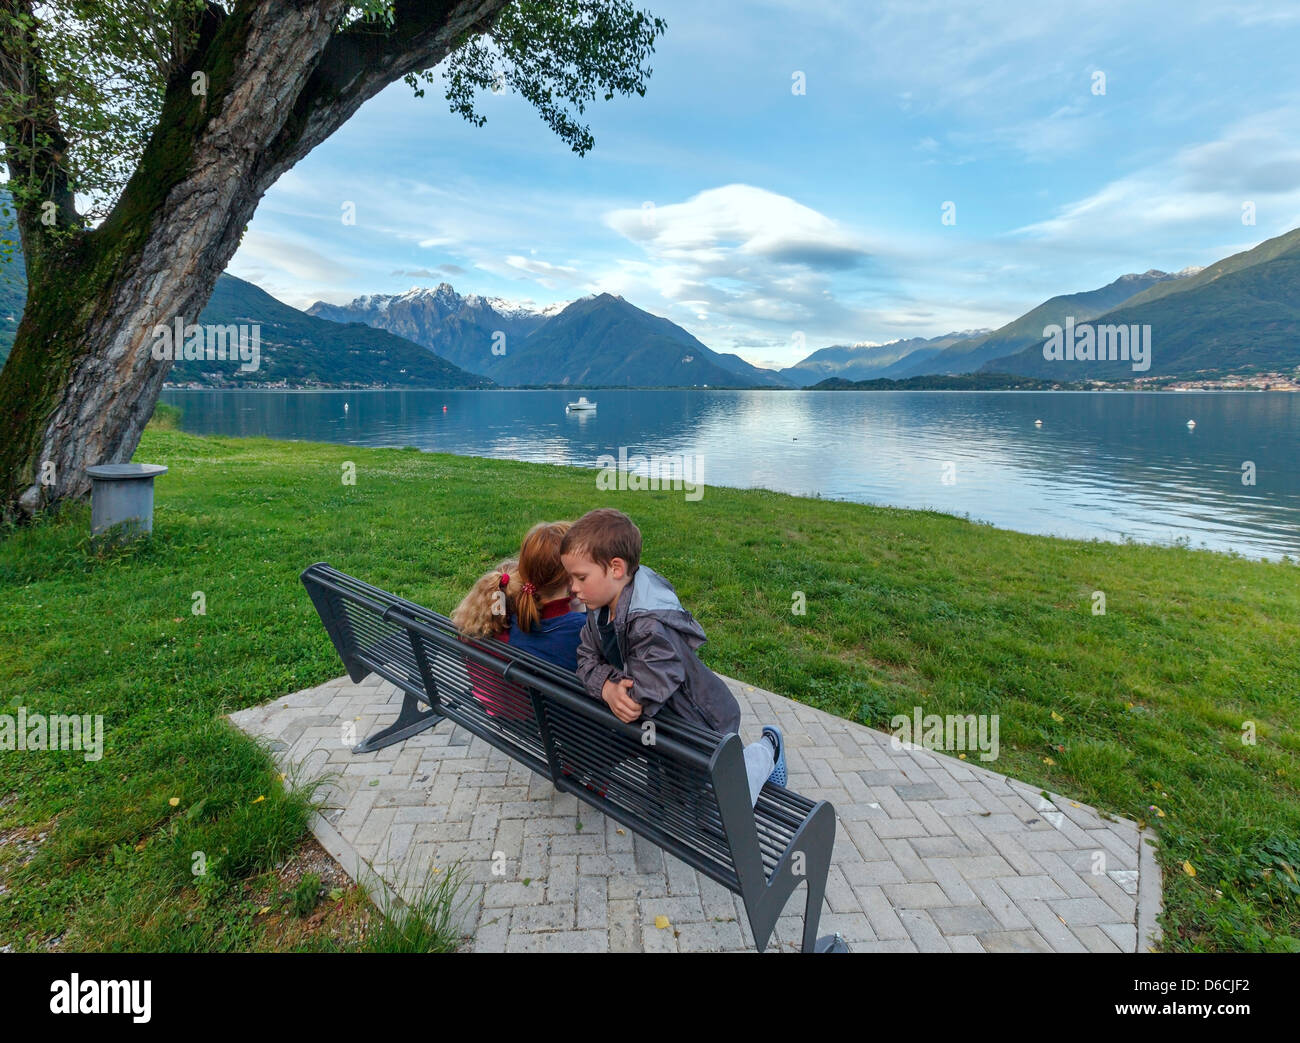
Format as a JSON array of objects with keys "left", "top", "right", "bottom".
[{"left": 601, "top": 677, "right": 641, "bottom": 722}]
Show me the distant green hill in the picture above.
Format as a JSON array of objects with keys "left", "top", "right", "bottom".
[
  {"left": 0, "top": 257, "right": 490, "bottom": 387},
  {"left": 894, "top": 270, "right": 1184, "bottom": 377},
  {"left": 780, "top": 331, "right": 987, "bottom": 386},
  {"left": 811, "top": 372, "right": 1087, "bottom": 391},
  {"left": 982, "top": 230, "right": 1300, "bottom": 380},
  {"left": 0, "top": 198, "right": 25, "bottom": 366},
  {"left": 170, "top": 274, "right": 492, "bottom": 388},
  {"left": 1113, "top": 226, "right": 1300, "bottom": 311},
  {"left": 0, "top": 252, "right": 24, "bottom": 367}
]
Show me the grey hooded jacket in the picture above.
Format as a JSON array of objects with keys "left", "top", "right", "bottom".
[{"left": 574, "top": 564, "right": 741, "bottom": 735}]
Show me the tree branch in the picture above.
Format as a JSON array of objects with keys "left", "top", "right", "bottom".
[
  {"left": 0, "top": 0, "right": 83, "bottom": 273},
  {"left": 252, "top": 0, "right": 511, "bottom": 192}
]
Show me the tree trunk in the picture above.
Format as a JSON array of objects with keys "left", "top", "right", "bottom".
[{"left": 0, "top": 0, "right": 507, "bottom": 521}]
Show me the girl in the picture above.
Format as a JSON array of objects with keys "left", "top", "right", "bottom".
[
  {"left": 451, "top": 557, "right": 523, "bottom": 719},
  {"left": 451, "top": 522, "right": 586, "bottom": 717},
  {"left": 505, "top": 520, "right": 586, "bottom": 672}
]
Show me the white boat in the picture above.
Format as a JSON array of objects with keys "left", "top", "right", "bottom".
[{"left": 566, "top": 396, "right": 597, "bottom": 411}]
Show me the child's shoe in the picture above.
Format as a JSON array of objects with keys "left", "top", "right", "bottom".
[{"left": 762, "top": 725, "right": 786, "bottom": 788}]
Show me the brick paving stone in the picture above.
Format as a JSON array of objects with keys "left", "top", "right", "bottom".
[
  {"left": 852, "top": 938, "right": 920, "bottom": 953},
  {"left": 1029, "top": 849, "right": 1098, "bottom": 898},
  {"left": 826, "top": 863, "right": 857, "bottom": 910},
  {"left": 674, "top": 919, "right": 746, "bottom": 952},
  {"left": 854, "top": 885, "right": 910, "bottom": 940},
  {"left": 641, "top": 920, "right": 680, "bottom": 953},
  {"left": 929, "top": 905, "right": 1002, "bottom": 935},
  {"left": 512, "top": 902, "right": 576, "bottom": 933},
  {"left": 897, "top": 908, "right": 951, "bottom": 952},
  {"left": 977, "top": 929, "right": 1053, "bottom": 953},
  {"left": 1020, "top": 900, "right": 1088, "bottom": 952},
  {"left": 842, "top": 859, "right": 907, "bottom": 886},
  {"left": 507, "top": 929, "right": 605, "bottom": 953},
  {"left": 968, "top": 878, "right": 1033, "bottom": 931},
  {"left": 910, "top": 801, "right": 955, "bottom": 837},
  {"left": 811, "top": 909, "right": 874, "bottom": 945},
  {"left": 909, "top": 835, "right": 971, "bottom": 859},
  {"left": 894, "top": 783, "right": 947, "bottom": 801},
  {"left": 482, "top": 881, "right": 546, "bottom": 908},
  {"left": 1050, "top": 895, "right": 1128, "bottom": 927},
  {"left": 1071, "top": 924, "right": 1124, "bottom": 952},
  {"left": 873, "top": 817, "right": 930, "bottom": 840},
  {"left": 608, "top": 899, "right": 640, "bottom": 952},
  {"left": 882, "top": 882, "right": 950, "bottom": 908},
  {"left": 1101, "top": 921, "right": 1138, "bottom": 952},
  {"left": 230, "top": 670, "right": 1157, "bottom": 954},
  {"left": 882, "top": 838, "right": 936, "bottom": 883},
  {"left": 923, "top": 857, "right": 979, "bottom": 905},
  {"left": 577, "top": 875, "right": 608, "bottom": 929},
  {"left": 664, "top": 854, "right": 701, "bottom": 896},
  {"left": 998, "top": 875, "right": 1068, "bottom": 902}
]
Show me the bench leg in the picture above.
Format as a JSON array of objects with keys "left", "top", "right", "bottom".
[
  {"left": 353, "top": 690, "right": 444, "bottom": 754},
  {"left": 799, "top": 872, "right": 852, "bottom": 953}
]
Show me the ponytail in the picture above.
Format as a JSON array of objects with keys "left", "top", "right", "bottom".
[
  {"left": 514, "top": 580, "right": 541, "bottom": 634},
  {"left": 513, "top": 521, "right": 574, "bottom": 633}
]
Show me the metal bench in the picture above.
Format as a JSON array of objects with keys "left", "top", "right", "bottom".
[{"left": 301, "top": 562, "right": 847, "bottom": 953}]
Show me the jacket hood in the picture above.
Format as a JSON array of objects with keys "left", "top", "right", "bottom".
[{"left": 619, "top": 564, "right": 707, "bottom": 647}]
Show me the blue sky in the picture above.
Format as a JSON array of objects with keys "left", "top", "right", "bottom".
[{"left": 228, "top": 0, "right": 1300, "bottom": 370}]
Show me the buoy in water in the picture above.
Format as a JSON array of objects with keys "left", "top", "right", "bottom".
[
  {"left": 443, "top": 405, "right": 448, "bottom": 413},
  {"left": 343, "top": 402, "right": 349, "bottom": 412},
  {"left": 1186, "top": 419, "right": 1196, "bottom": 428},
  {"left": 1034, "top": 419, "right": 1043, "bottom": 427}
]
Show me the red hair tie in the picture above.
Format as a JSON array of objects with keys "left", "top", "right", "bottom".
[
  {"left": 499, "top": 572, "right": 510, "bottom": 589},
  {"left": 522, "top": 582, "right": 537, "bottom": 596}
]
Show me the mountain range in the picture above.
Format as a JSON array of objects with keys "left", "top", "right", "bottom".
[
  {"left": 981, "top": 226, "right": 1300, "bottom": 380},
  {"left": 889, "top": 269, "right": 1198, "bottom": 378},
  {"left": 0, "top": 223, "right": 1297, "bottom": 388},
  {"left": 308, "top": 285, "right": 786, "bottom": 387},
  {"left": 177, "top": 274, "right": 491, "bottom": 388},
  {"left": 778, "top": 331, "right": 993, "bottom": 386}
]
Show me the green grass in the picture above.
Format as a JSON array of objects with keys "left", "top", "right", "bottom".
[{"left": 1, "top": 423, "right": 1298, "bottom": 952}]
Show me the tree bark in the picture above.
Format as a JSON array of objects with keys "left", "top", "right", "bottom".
[{"left": 0, "top": 0, "right": 508, "bottom": 520}]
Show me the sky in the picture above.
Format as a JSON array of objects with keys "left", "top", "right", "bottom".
[{"left": 227, "top": 0, "right": 1300, "bottom": 371}]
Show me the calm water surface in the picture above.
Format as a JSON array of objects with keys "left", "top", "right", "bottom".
[{"left": 160, "top": 388, "right": 1300, "bottom": 559}]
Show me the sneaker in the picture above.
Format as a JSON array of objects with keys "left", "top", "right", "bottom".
[{"left": 762, "top": 725, "right": 786, "bottom": 788}]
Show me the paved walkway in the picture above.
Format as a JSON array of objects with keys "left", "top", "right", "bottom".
[{"left": 229, "top": 673, "right": 1162, "bottom": 953}]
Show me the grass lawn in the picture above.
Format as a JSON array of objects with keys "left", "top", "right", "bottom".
[{"left": 1, "top": 407, "right": 1297, "bottom": 952}]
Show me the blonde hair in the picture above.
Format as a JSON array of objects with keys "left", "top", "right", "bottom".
[{"left": 451, "top": 559, "right": 518, "bottom": 638}]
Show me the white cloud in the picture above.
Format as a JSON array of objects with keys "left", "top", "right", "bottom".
[
  {"left": 1012, "top": 106, "right": 1300, "bottom": 250},
  {"left": 601, "top": 184, "right": 882, "bottom": 346}
]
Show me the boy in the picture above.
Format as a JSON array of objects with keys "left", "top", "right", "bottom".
[{"left": 559, "top": 507, "right": 786, "bottom": 807}]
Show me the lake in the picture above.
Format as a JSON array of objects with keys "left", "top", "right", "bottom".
[{"left": 159, "top": 388, "right": 1300, "bottom": 560}]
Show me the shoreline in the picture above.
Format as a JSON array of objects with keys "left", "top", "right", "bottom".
[
  {"left": 161, "top": 384, "right": 1298, "bottom": 394},
  {"left": 146, "top": 414, "right": 1300, "bottom": 564}
]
